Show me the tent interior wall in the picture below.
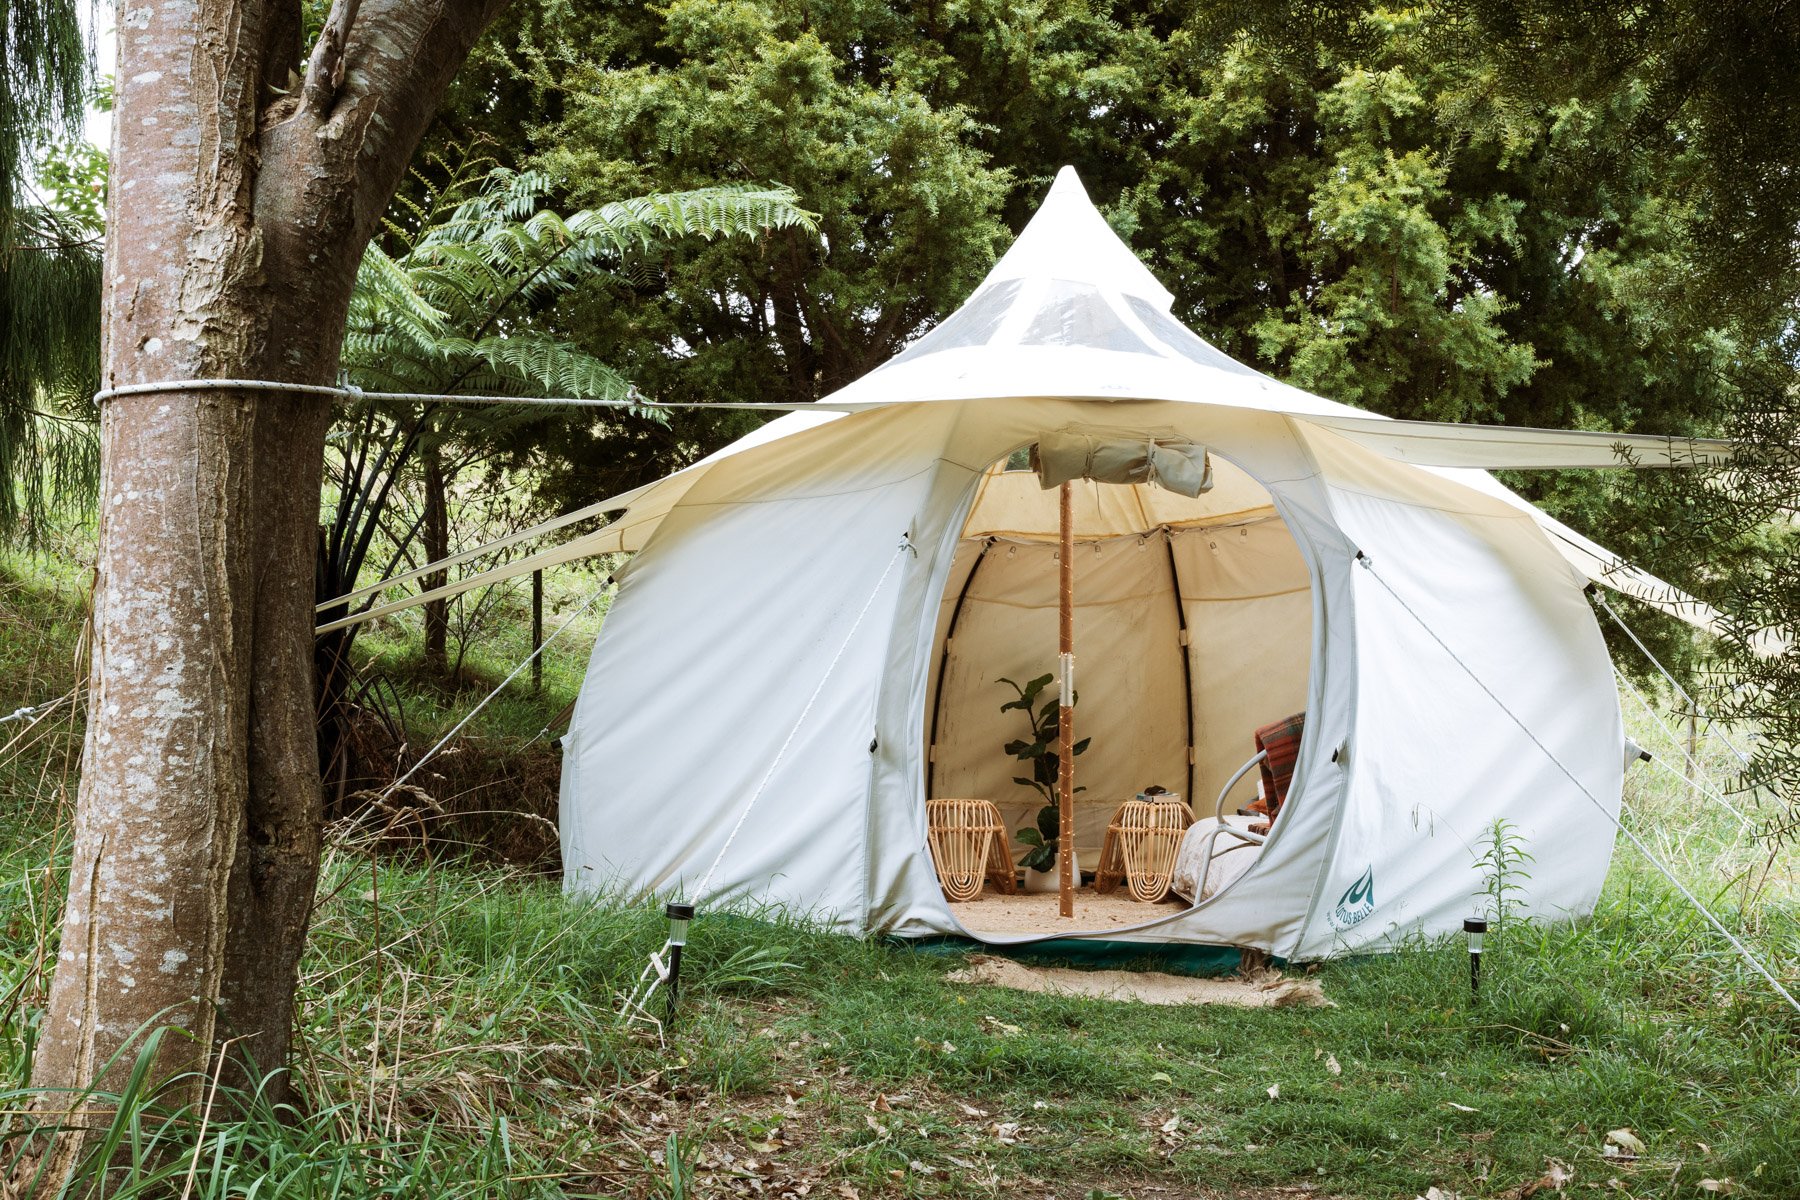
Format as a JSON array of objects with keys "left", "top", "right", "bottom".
[{"left": 925, "top": 452, "right": 1313, "bottom": 865}]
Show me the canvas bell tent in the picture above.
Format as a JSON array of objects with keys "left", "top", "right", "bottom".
[{"left": 324, "top": 168, "right": 1733, "bottom": 964}]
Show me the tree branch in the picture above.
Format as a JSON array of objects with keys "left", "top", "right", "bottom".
[
  {"left": 328, "top": 0, "right": 512, "bottom": 237},
  {"left": 301, "top": 0, "right": 362, "bottom": 117}
]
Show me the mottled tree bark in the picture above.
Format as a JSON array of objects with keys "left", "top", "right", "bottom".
[{"left": 28, "top": 0, "right": 508, "bottom": 1173}]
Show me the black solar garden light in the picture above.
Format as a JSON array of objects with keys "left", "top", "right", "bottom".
[
  {"left": 665, "top": 902, "right": 694, "bottom": 1024},
  {"left": 1464, "top": 916, "right": 1487, "bottom": 998}
]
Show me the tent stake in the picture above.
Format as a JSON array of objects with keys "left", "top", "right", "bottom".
[{"left": 1058, "top": 481, "right": 1076, "bottom": 919}]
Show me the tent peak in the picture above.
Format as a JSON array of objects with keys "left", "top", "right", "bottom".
[{"left": 981, "top": 166, "right": 1175, "bottom": 311}]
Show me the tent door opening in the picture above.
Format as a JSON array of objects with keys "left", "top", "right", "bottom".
[{"left": 922, "top": 446, "right": 1315, "bottom": 940}]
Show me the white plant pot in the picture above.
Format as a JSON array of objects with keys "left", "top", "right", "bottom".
[{"left": 1022, "top": 847, "right": 1080, "bottom": 893}]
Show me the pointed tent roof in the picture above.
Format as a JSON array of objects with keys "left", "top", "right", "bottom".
[{"left": 824, "top": 168, "right": 1732, "bottom": 475}]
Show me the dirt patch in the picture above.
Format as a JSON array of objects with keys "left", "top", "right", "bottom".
[{"left": 945, "top": 954, "right": 1330, "bottom": 1008}]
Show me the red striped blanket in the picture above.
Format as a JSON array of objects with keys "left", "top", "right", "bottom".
[{"left": 1245, "top": 712, "right": 1305, "bottom": 834}]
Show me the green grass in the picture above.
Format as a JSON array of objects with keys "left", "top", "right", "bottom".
[{"left": 0, "top": 549, "right": 1796, "bottom": 1198}]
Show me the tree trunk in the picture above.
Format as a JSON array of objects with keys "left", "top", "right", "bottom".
[
  {"left": 421, "top": 436, "right": 449, "bottom": 675},
  {"left": 27, "top": 0, "right": 508, "bottom": 1174}
]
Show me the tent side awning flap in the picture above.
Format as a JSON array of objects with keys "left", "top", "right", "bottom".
[{"left": 1300, "top": 413, "right": 1738, "bottom": 470}]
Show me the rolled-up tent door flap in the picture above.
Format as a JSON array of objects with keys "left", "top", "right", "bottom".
[{"left": 1031, "top": 429, "right": 1214, "bottom": 497}]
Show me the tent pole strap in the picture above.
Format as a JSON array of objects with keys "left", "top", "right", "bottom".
[
  {"left": 1163, "top": 529, "right": 1196, "bottom": 805},
  {"left": 1058, "top": 481, "right": 1076, "bottom": 919},
  {"left": 925, "top": 538, "right": 993, "bottom": 800}
]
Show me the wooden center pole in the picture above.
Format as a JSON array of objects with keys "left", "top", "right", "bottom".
[{"left": 1058, "top": 480, "right": 1076, "bottom": 919}]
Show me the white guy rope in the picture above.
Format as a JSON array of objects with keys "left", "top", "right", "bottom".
[
  {"left": 1614, "top": 669, "right": 1755, "bottom": 828},
  {"left": 619, "top": 943, "right": 674, "bottom": 1045},
  {"left": 0, "top": 699, "right": 62, "bottom": 725},
  {"left": 1593, "top": 590, "right": 1754, "bottom": 769},
  {"left": 1357, "top": 555, "right": 1800, "bottom": 1018},
  {"left": 92, "top": 377, "right": 863, "bottom": 413},
  {"left": 687, "top": 537, "right": 911, "bottom": 904}
]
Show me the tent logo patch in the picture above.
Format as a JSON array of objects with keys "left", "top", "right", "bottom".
[{"left": 1330, "top": 865, "right": 1376, "bottom": 930}]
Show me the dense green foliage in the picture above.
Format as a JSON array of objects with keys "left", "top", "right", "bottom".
[
  {"left": 1441, "top": 0, "right": 1800, "bottom": 333},
  {"left": 0, "top": 1, "right": 98, "bottom": 542}
]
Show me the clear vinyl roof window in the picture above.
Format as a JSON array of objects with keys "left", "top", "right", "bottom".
[
  {"left": 885, "top": 279, "right": 1024, "bottom": 367},
  {"left": 1124, "top": 295, "right": 1268, "bottom": 381},
  {"left": 1018, "top": 280, "right": 1158, "bottom": 355}
]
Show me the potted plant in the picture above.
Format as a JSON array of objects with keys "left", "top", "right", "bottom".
[{"left": 997, "top": 674, "right": 1092, "bottom": 892}]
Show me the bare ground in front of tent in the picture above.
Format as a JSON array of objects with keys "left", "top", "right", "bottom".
[{"left": 3, "top": 551, "right": 1796, "bottom": 1199}]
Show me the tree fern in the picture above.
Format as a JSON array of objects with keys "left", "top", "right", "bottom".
[{"left": 321, "top": 155, "right": 814, "bottom": 676}]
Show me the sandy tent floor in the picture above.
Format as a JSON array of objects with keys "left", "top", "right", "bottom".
[
  {"left": 946, "top": 954, "right": 1330, "bottom": 1008},
  {"left": 949, "top": 888, "right": 1187, "bottom": 937}
]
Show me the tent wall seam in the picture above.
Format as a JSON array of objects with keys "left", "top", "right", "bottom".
[{"left": 688, "top": 539, "right": 911, "bottom": 906}]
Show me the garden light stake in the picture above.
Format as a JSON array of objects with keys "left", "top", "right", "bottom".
[
  {"left": 665, "top": 902, "right": 694, "bottom": 1025},
  {"left": 1465, "top": 916, "right": 1487, "bottom": 999}
]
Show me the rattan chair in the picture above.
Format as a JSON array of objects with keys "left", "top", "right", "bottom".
[
  {"left": 1095, "top": 794, "right": 1195, "bottom": 902},
  {"left": 926, "top": 798, "right": 1017, "bottom": 901}
]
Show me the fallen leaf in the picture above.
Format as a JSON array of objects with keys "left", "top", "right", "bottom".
[
  {"left": 1697, "top": 1181, "right": 1734, "bottom": 1195},
  {"left": 835, "top": 1186, "right": 860, "bottom": 1199},
  {"left": 990, "top": 1121, "right": 1022, "bottom": 1144},
  {"left": 1150, "top": 1071, "right": 1174, "bottom": 1084},
  {"left": 1266, "top": 1083, "right": 1280, "bottom": 1099},
  {"left": 1325, "top": 1053, "right": 1342, "bottom": 1076},
  {"left": 870, "top": 1094, "right": 892, "bottom": 1113},
  {"left": 1519, "top": 1159, "right": 1573, "bottom": 1197},
  {"left": 1160, "top": 1114, "right": 1181, "bottom": 1134},
  {"left": 1446, "top": 1102, "right": 1479, "bottom": 1113},
  {"left": 982, "top": 1015, "right": 1022, "bottom": 1036},
  {"left": 958, "top": 1103, "right": 989, "bottom": 1118},
  {"left": 1604, "top": 1128, "right": 1645, "bottom": 1159},
  {"left": 1417, "top": 1188, "right": 1462, "bottom": 1200}
]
